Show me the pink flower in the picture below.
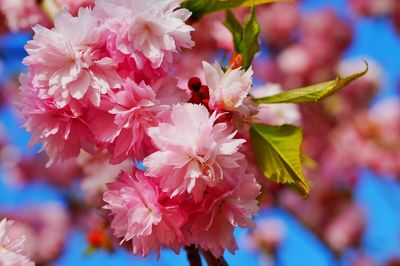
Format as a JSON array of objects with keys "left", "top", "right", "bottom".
[
  {"left": 0, "top": 218, "right": 35, "bottom": 266},
  {"left": 143, "top": 103, "right": 246, "bottom": 202},
  {"left": 0, "top": 0, "right": 49, "bottom": 32},
  {"left": 103, "top": 170, "right": 186, "bottom": 257},
  {"left": 94, "top": 0, "right": 194, "bottom": 78},
  {"left": 203, "top": 62, "right": 253, "bottom": 113},
  {"left": 246, "top": 218, "right": 286, "bottom": 253},
  {"left": 88, "top": 77, "right": 187, "bottom": 163},
  {"left": 19, "top": 74, "right": 95, "bottom": 166},
  {"left": 107, "top": 80, "right": 164, "bottom": 162},
  {"left": 187, "top": 170, "right": 260, "bottom": 257},
  {"left": 23, "top": 8, "right": 122, "bottom": 108}
]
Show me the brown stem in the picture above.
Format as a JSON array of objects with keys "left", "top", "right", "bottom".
[
  {"left": 201, "top": 250, "right": 228, "bottom": 266},
  {"left": 185, "top": 246, "right": 202, "bottom": 266}
]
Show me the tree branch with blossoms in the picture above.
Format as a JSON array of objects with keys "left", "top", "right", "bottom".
[{"left": 12, "top": 0, "right": 369, "bottom": 265}]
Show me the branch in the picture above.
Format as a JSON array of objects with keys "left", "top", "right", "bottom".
[
  {"left": 201, "top": 250, "right": 228, "bottom": 266},
  {"left": 185, "top": 246, "right": 202, "bottom": 266}
]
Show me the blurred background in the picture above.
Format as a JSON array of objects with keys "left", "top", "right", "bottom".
[{"left": 1, "top": 0, "right": 400, "bottom": 265}]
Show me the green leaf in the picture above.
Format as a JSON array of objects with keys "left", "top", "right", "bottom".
[
  {"left": 182, "top": 0, "right": 294, "bottom": 19},
  {"left": 250, "top": 124, "right": 309, "bottom": 197},
  {"left": 253, "top": 62, "right": 369, "bottom": 104},
  {"left": 223, "top": 6, "right": 260, "bottom": 69},
  {"left": 223, "top": 10, "right": 242, "bottom": 51},
  {"left": 240, "top": 7, "right": 260, "bottom": 68}
]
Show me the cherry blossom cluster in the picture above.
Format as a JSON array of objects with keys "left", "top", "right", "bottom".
[{"left": 18, "top": 0, "right": 261, "bottom": 258}]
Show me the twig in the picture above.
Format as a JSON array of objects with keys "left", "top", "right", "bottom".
[
  {"left": 185, "top": 246, "right": 202, "bottom": 266},
  {"left": 201, "top": 250, "right": 228, "bottom": 266}
]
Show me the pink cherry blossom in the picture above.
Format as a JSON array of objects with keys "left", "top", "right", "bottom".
[
  {"left": 0, "top": 218, "right": 35, "bottom": 266},
  {"left": 143, "top": 103, "right": 246, "bottom": 202},
  {"left": 187, "top": 170, "right": 260, "bottom": 257},
  {"left": 94, "top": 0, "right": 194, "bottom": 78},
  {"left": 19, "top": 74, "right": 95, "bottom": 166},
  {"left": 203, "top": 61, "right": 253, "bottom": 113},
  {"left": 88, "top": 77, "right": 187, "bottom": 163},
  {"left": 23, "top": 8, "right": 122, "bottom": 108},
  {"left": 103, "top": 170, "right": 186, "bottom": 257},
  {"left": 103, "top": 80, "right": 164, "bottom": 162}
]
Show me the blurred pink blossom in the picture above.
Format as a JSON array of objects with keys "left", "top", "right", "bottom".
[
  {"left": 349, "top": 0, "right": 394, "bottom": 17},
  {"left": 0, "top": 218, "right": 35, "bottom": 266},
  {"left": 324, "top": 205, "right": 365, "bottom": 253},
  {"left": 78, "top": 151, "right": 132, "bottom": 204},
  {"left": 257, "top": 3, "right": 299, "bottom": 49},
  {"left": 0, "top": 0, "right": 49, "bottom": 32},
  {"left": 245, "top": 218, "right": 286, "bottom": 256}
]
